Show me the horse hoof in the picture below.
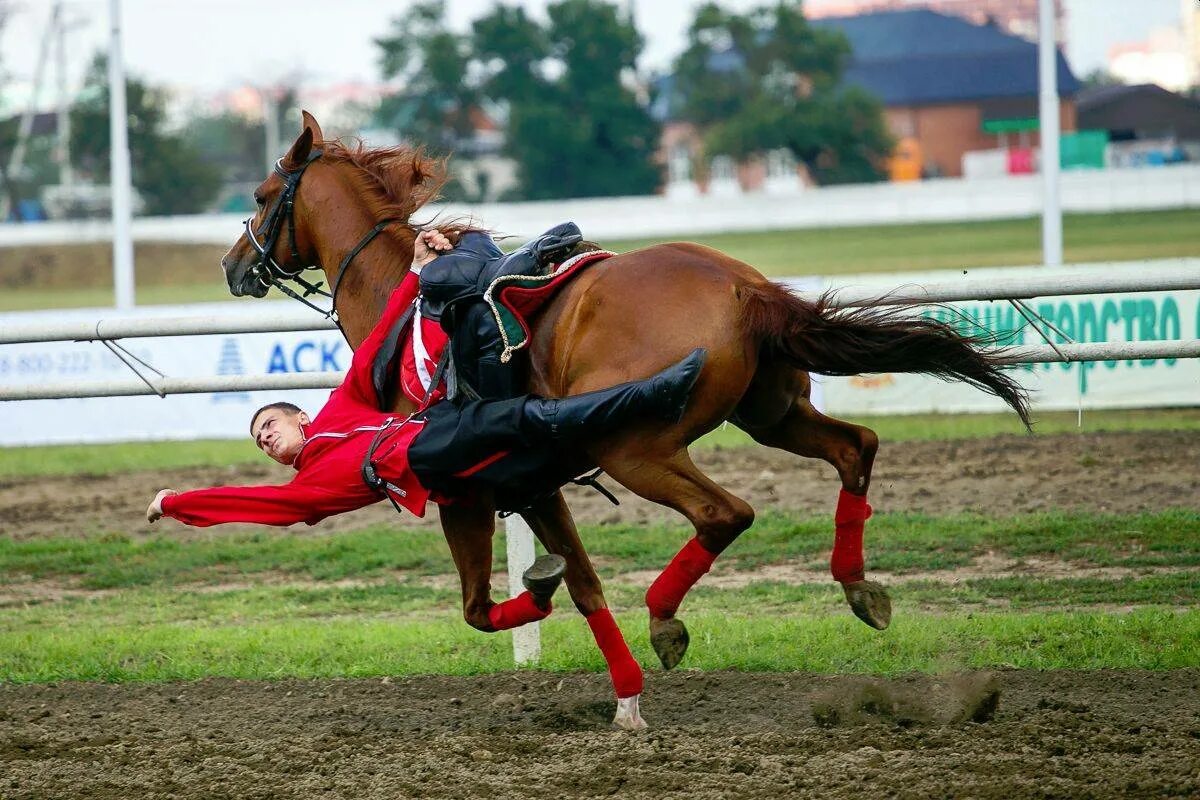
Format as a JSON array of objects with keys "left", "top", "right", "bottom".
[
  {"left": 842, "top": 580, "right": 892, "bottom": 630},
  {"left": 612, "top": 694, "right": 648, "bottom": 731},
  {"left": 649, "top": 616, "right": 689, "bottom": 670},
  {"left": 521, "top": 553, "right": 567, "bottom": 604}
]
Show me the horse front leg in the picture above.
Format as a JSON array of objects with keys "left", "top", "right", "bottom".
[
  {"left": 438, "top": 500, "right": 557, "bottom": 633},
  {"left": 521, "top": 490, "right": 646, "bottom": 731}
]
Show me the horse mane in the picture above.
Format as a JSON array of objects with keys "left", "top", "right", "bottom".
[{"left": 315, "top": 138, "right": 476, "bottom": 234}]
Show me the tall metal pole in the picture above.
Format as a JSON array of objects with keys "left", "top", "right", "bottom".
[
  {"left": 108, "top": 0, "right": 135, "bottom": 309},
  {"left": 263, "top": 89, "right": 281, "bottom": 172},
  {"left": 55, "top": 2, "right": 73, "bottom": 188},
  {"left": 0, "top": 2, "right": 58, "bottom": 220},
  {"left": 1038, "top": 0, "right": 1062, "bottom": 267}
]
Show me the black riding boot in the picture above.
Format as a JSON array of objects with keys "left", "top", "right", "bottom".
[{"left": 520, "top": 348, "right": 707, "bottom": 442}]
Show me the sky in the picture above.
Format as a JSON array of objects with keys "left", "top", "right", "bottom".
[{"left": 0, "top": 0, "right": 1187, "bottom": 101}]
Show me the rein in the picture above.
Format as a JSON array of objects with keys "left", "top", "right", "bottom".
[{"left": 241, "top": 148, "right": 406, "bottom": 327}]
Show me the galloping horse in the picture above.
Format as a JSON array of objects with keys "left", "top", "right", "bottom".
[{"left": 220, "top": 114, "right": 1030, "bottom": 729}]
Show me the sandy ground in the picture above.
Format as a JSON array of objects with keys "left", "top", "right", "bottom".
[
  {"left": 2, "top": 430, "right": 1196, "bottom": 539},
  {"left": 1, "top": 669, "right": 1197, "bottom": 799}
]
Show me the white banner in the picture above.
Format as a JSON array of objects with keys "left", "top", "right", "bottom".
[
  {"left": 797, "top": 263, "right": 1200, "bottom": 416},
  {"left": 0, "top": 301, "right": 346, "bottom": 446}
]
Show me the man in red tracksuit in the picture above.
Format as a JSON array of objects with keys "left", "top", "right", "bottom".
[{"left": 145, "top": 233, "right": 706, "bottom": 639}]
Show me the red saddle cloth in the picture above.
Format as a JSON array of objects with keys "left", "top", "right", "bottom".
[{"left": 487, "top": 250, "right": 614, "bottom": 363}]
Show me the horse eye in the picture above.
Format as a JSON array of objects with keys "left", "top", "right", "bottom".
[{"left": 253, "top": 193, "right": 265, "bottom": 206}]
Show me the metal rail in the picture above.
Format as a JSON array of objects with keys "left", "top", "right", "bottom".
[
  {"left": 787, "top": 264, "right": 1200, "bottom": 307},
  {"left": 2, "top": 265, "right": 1198, "bottom": 345},
  {"left": 3, "top": 340, "right": 1198, "bottom": 401}
]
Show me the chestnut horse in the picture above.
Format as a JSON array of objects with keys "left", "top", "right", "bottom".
[{"left": 221, "top": 114, "right": 1030, "bottom": 729}]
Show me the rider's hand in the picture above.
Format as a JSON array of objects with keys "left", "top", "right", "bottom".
[
  {"left": 413, "top": 229, "right": 453, "bottom": 267},
  {"left": 146, "top": 489, "right": 178, "bottom": 523}
]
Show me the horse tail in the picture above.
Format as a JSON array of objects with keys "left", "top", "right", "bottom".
[{"left": 741, "top": 281, "right": 1031, "bottom": 428}]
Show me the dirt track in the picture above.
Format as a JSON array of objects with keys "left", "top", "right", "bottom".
[
  {"left": 3, "top": 430, "right": 1198, "bottom": 538},
  {"left": 1, "top": 669, "right": 1198, "bottom": 799},
  {"left": 4, "top": 431, "right": 1195, "bottom": 537}
]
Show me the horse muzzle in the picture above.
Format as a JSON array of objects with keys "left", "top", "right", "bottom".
[{"left": 222, "top": 256, "right": 271, "bottom": 298}]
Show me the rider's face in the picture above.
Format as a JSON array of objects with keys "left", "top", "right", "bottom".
[{"left": 251, "top": 409, "right": 309, "bottom": 465}]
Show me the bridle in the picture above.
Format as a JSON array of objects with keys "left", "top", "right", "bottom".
[{"left": 240, "top": 148, "right": 405, "bottom": 326}]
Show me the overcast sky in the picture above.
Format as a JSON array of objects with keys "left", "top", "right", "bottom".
[{"left": 0, "top": 0, "right": 1185, "bottom": 98}]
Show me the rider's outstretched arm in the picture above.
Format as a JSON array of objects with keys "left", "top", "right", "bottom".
[{"left": 155, "top": 478, "right": 366, "bottom": 528}]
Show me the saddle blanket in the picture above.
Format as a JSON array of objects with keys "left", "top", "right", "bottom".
[
  {"left": 484, "top": 250, "right": 614, "bottom": 363},
  {"left": 394, "top": 249, "right": 612, "bottom": 407}
]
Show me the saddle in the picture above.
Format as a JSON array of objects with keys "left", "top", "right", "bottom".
[
  {"left": 418, "top": 222, "right": 585, "bottom": 401},
  {"left": 420, "top": 222, "right": 583, "bottom": 329}
]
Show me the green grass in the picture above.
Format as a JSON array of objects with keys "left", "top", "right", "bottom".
[
  {"left": 4, "top": 510, "right": 1196, "bottom": 589},
  {"left": 0, "top": 282, "right": 236, "bottom": 312},
  {"left": 3, "top": 506, "right": 1198, "bottom": 683},
  {"left": 0, "top": 437, "right": 264, "bottom": 479},
  {"left": 4, "top": 407, "right": 1197, "bottom": 481},
  {"left": 3, "top": 209, "right": 1197, "bottom": 311},
  {"left": 604, "top": 208, "right": 1200, "bottom": 276},
  {"left": 2, "top": 603, "right": 1196, "bottom": 683},
  {"left": 699, "top": 407, "right": 1200, "bottom": 449}
]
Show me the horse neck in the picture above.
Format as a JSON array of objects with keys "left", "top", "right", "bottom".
[{"left": 315, "top": 218, "right": 416, "bottom": 350}]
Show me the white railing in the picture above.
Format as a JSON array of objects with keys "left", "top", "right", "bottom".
[
  {"left": 4, "top": 339, "right": 1199, "bottom": 401},
  {"left": 2, "top": 263, "right": 1198, "bottom": 348}
]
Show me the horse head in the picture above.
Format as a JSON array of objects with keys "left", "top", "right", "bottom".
[
  {"left": 220, "top": 111, "right": 449, "bottom": 307},
  {"left": 221, "top": 111, "right": 330, "bottom": 299}
]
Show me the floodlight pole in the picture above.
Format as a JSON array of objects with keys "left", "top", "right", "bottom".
[
  {"left": 1038, "top": 0, "right": 1062, "bottom": 267},
  {"left": 108, "top": 0, "right": 135, "bottom": 309}
]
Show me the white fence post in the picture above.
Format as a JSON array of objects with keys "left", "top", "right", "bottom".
[{"left": 504, "top": 515, "right": 541, "bottom": 665}]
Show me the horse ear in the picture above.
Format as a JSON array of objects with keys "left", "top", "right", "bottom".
[
  {"left": 283, "top": 126, "right": 313, "bottom": 169},
  {"left": 300, "top": 110, "right": 324, "bottom": 143}
]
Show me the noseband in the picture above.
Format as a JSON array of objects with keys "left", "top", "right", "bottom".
[{"left": 241, "top": 148, "right": 403, "bottom": 325}]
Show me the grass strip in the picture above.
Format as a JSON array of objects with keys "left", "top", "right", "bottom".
[
  {"left": 6, "top": 571, "right": 1196, "bottom": 633},
  {"left": 3, "top": 510, "right": 1197, "bottom": 588},
  {"left": 5, "top": 407, "right": 1198, "bottom": 480},
  {"left": 606, "top": 208, "right": 1200, "bottom": 276},
  {"left": 1, "top": 606, "right": 1195, "bottom": 683}
]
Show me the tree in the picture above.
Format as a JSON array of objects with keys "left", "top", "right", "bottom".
[
  {"left": 70, "top": 54, "right": 222, "bottom": 215},
  {"left": 1081, "top": 68, "right": 1124, "bottom": 90},
  {"left": 673, "top": 2, "right": 892, "bottom": 185},
  {"left": 373, "top": 0, "right": 659, "bottom": 201},
  {"left": 375, "top": 1, "right": 479, "bottom": 153}
]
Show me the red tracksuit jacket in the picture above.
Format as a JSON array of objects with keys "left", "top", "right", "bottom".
[{"left": 161, "top": 272, "right": 447, "bottom": 527}]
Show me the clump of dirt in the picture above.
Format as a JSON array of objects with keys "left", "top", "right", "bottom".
[{"left": 810, "top": 672, "right": 1000, "bottom": 727}]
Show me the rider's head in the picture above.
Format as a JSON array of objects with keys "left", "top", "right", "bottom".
[{"left": 250, "top": 401, "right": 311, "bottom": 465}]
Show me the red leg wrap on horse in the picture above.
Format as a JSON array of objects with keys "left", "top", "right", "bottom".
[
  {"left": 645, "top": 536, "right": 718, "bottom": 619},
  {"left": 487, "top": 591, "right": 551, "bottom": 631},
  {"left": 832, "top": 489, "right": 872, "bottom": 583},
  {"left": 586, "top": 608, "right": 644, "bottom": 698}
]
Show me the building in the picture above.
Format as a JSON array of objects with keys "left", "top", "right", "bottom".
[
  {"left": 812, "top": 9, "right": 1080, "bottom": 178},
  {"left": 1077, "top": 83, "right": 1200, "bottom": 166},
  {"left": 805, "top": 0, "right": 1066, "bottom": 45}
]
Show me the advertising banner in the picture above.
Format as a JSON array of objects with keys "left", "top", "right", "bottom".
[
  {"left": 0, "top": 302, "right": 346, "bottom": 446},
  {"left": 790, "top": 263, "right": 1200, "bottom": 417}
]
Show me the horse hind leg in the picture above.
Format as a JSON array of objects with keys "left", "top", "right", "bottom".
[
  {"left": 740, "top": 391, "right": 892, "bottom": 630},
  {"left": 596, "top": 441, "right": 756, "bottom": 671}
]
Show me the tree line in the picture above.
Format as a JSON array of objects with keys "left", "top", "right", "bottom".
[{"left": 0, "top": 0, "right": 892, "bottom": 217}]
